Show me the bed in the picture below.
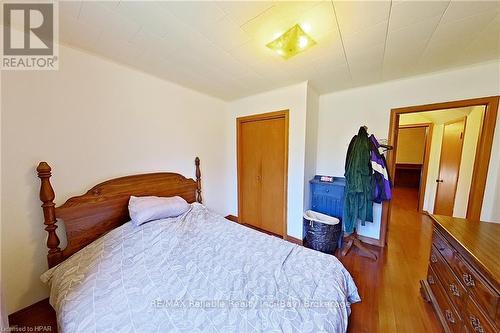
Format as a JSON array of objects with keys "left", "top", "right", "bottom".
[{"left": 36, "top": 158, "right": 360, "bottom": 332}]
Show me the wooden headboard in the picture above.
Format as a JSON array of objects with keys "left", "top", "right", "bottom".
[{"left": 37, "top": 157, "right": 202, "bottom": 268}]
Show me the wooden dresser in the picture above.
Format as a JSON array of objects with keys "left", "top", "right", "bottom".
[{"left": 420, "top": 215, "right": 500, "bottom": 333}]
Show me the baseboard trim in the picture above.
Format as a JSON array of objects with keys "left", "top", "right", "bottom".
[
  {"left": 225, "top": 215, "right": 238, "bottom": 222},
  {"left": 358, "top": 234, "right": 383, "bottom": 247},
  {"left": 285, "top": 235, "right": 303, "bottom": 246}
]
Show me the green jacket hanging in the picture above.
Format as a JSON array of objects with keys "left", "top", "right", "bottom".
[{"left": 343, "top": 126, "right": 374, "bottom": 234}]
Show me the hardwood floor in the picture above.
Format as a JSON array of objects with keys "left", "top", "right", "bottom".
[
  {"left": 8, "top": 298, "right": 57, "bottom": 332},
  {"left": 339, "top": 187, "right": 441, "bottom": 333},
  {"left": 9, "top": 187, "right": 441, "bottom": 332}
]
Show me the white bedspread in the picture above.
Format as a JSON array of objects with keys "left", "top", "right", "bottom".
[{"left": 41, "top": 203, "right": 360, "bottom": 333}]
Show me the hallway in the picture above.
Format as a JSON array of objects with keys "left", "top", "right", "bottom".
[{"left": 341, "top": 187, "right": 441, "bottom": 332}]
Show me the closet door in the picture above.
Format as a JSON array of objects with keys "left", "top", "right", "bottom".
[
  {"left": 260, "top": 117, "right": 286, "bottom": 235},
  {"left": 239, "top": 120, "right": 263, "bottom": 229},
  {"left": 237, "top": 111, "right": 288, "bottom": 236}
]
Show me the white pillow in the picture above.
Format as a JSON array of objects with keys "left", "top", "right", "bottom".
[{"left": 128, "top": 195, "right": 190, "bottom": 226}]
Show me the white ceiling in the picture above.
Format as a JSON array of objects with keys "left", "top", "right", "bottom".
[{"left": 58, "top": 1, "right": 500, "bottom": 100}]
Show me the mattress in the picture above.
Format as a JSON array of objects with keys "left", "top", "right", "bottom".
[{"left": 41, "top": 203, "right": 360, "bottom": 332}]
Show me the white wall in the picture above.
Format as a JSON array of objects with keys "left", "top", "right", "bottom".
[
  {"left": 317, "top": 61, "right": 500, "bottom": 238},
  {"left": 224, "top": 82, "right": 309, "bottom": 239},
  {"left": 454, "top": 106, "right": 484, "bottom": 217},
  {"left": 396, "top": 127, "right": 426, "bottom": 164},
  {"left": 1, "top": 45, "right": 228, "bottom": 313},
  {"left": 303, "top": 85, "right": 320, "bottom": 211}
]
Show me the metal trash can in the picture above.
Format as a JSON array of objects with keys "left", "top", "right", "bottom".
[{"left": 303, "top": 210, "right": 341, "bottom": 254}]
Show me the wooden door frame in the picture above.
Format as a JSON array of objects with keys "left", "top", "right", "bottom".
[
  {"left": 397, "top": 123, "right": 434, "bottom": 212},
  {"left": 433, "top": 117, "right": 467, "bottom": 215},
  {"left": 236, "top": 110, "right": 289, "bottom": 239},
  {"left": 381, "top": 96, "right": 499, "bottom": 247}
]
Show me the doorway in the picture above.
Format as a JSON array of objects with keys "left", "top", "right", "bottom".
[
  {"left": 379, "top": 96, "right": 499, "bottom": 247},
  {"left": 394, "top": 123, "right": 433, "bottom": 211},
  {"left": 237, "top": 110, "right": 289, "bottom": 237}
]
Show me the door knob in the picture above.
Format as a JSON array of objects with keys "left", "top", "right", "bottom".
[{"left": 436, "top": 179, "right": 444, "bottom": 183}]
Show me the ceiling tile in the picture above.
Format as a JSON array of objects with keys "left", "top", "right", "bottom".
[
  {"left": 57, "top": 1, "right": 500, "bottom": 100},
  {"left": 310, "top": 63, "right": 352, "bottom": 93},
  {"left": 59, "top": 1, "right": 81, "bottom": 20},
  {"left": 60, "top": 15, "right": 102, "bottom": 51},
  {"left": 442, "top": 0, "right": 500, "bottom": 23},
  {"left": 349, "top": 43, "right": 385, "bottom": 69},
  {"left": 240, "top": 1, "right": 322, "bottom": 43},
  {"left": 462, "top": 13, "right": 500, "bottom": 63},
  {"left": 296, "top": 1, "right": 337, "bottom": 41},
  {"left": 78, "top": 2, "right": 115, "bottom": 30},
  {"left": 216, "top": 1, "right": 274, "bottom": 26},
  {"left": 98, "top": 10, "right": 141, "bottom": 44},
  {"left": 384, "top": 15, "right": 441, "bottom": 63},
  {"left": 333, "top": 0, "right": 391, "bottom": 35},
  {"left": 115, "top": 1, "right": 176, "bottom": 37},
  {"left": 389, "top": 0, "right": 449, "bottom": 31},
  {"left": 161, "top": 1, "right": 227, "bottom": 30},
  {"left": 431, "top": 9, "right": 498, "bottom": 45},
  {"left": 128, "top": 29, "right": 177, "bottom": 60},
  {"left": 308, "top": 39, "right": 346, "bottom": 67},
  {"left": 228, "top": 38, "right": 279, "bottom": 67},
  {"left": 196, "top": 15, "right": 251, "bottom": 52},
  {"left": 342, "top": 21, "right": 388, "bottom": 57}
]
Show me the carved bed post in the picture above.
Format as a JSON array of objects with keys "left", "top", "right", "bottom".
[
  {"left": 37, "top": 162, "right": 63, "bottom": 268},
  {"left": 195, "top": 157, "right": 202, "bottom": 203}
]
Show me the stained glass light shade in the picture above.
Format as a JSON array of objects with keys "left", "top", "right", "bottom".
[{"left": 266, "top": 24, "right": 317, "bottom": 59}]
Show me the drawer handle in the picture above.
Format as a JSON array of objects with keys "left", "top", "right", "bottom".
[
  {"left": 449, "top": 284, "right": 460, "bottom": 297},
  {"left": 445, "top": 310, "right": 455, "bottom": 324},
  {"left": 463, "top": 273, "right": 475, "bottom": 287},
  {"left": 428, "top": 275, "right": 435, "bottom": 285},
  {"left": 325, "top": 189, "right": 330, "bottom": 193},
  {"left": 431, "top": 254, "right": 438, "bottom": 263},
  {"left": 470, "top": 315, "right": 484, "bottom": 333}
]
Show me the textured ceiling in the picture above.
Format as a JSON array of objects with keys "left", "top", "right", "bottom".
[{"left": 59, "top": 1, "right": 500, "bottom": 100}]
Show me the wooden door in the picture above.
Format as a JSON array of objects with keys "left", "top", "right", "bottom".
[
  {"left": 237, "top": 111, "right": 288, "bottom": 236},
  {"left": 434, "top": 118, "right": 466, "bottom": 215}
]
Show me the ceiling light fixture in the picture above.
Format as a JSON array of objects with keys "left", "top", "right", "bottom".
[
  {"left": 266, "top": 24, "right": 316, "bottom": 60},
  {"left": 300, "top": 22, "right": 312, "bottom": 33}
]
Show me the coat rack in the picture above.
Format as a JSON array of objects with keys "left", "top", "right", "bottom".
[
  {"left": 341, "top": 125, "right": 393, "bottom": 261},
  {"left": 341, "top": 234, "right": 378, "bottom": 260}
]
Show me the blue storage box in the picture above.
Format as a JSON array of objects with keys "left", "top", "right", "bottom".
[
  {"left": 310, "top": 176, "right": 346, "bottom": 219},
  {"left": 306, "top": 176, "right": 346, "bottom": 250}
]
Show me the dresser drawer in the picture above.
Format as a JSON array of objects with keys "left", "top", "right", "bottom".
[
  {"left": 464, "top": 297, "right": 499, "bottom": 333},
  {"left": 427, "top": 264, "right": 439, "bottom": 287},
  {"left": 454, "top": 253, "right": 500, "bottom": 322},
  {"left": 433, "top": 229, "right": 456, "bottom": 265},
  {"left": 429, "top": 265, "right": 464, "bottom": 333},
  {"left": 311, "top": 183, "right": 344, "bottom": 197},
  {"left": 430, "top": 246, "right": 467, "bottom": 312}
]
